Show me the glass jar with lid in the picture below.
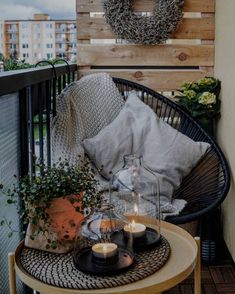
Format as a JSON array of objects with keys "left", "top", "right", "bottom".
[
  {"left": 109, "top": 154, "right": 161, "bottom": 250},
  {"left": 73, "top": 203, "right": 134, "bottom": 275}
]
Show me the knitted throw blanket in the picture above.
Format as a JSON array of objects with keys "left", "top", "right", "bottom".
[{"left": 51, "top": 73, "right": 124, "bottom": 164}]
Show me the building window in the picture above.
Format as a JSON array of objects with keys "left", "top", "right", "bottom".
[
  {"left": 22, "top": 53, "right": 29, "bottom": 58},
  {"left": 10, "top": 33, "right": 16, "bottom": 40},
  {"left": 70, "top": 33, "right": 76, "bottom": 41},
  {"left": 58, "top": 43, "right": 66, "bottom": 49},
  {"left": 68, "top": 23, "right": 76, "bottom": 30},
  {"left": 45, "top": 23, "right": 53, "bottom": 29},
  {"left": 21, "top": 23, "right": 28, "bottom": 29},
  {"left": 34, "top": 53, "right": 37, "bottom": 58},
  {"left": 9, "top": 24, "right": 17, "bottom": 31},
  {"left": 10, "top": 44, "right": 17, "bottom": 49},
  {"left": 22, "top": 43, "right": 29, "bottom": 49},
  {"left": 46, "top": 33, "right": 53, "bottom": 39},
  {"left": 57, "top": 24, "right": 66, "bottom": 32},
  {"left": 46, "top": 53, "right": 53, "bottom": 59},
  {"left": 58, "top": 53, "right": 66, "bottom": 58},
  {"left": 34, "top": 23, "right": 41, "bottom": 30},
  {"left": 46, "top": 43, "right": 53, "bottom": 49}
]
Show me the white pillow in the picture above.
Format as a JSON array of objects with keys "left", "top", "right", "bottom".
[{"left": 83, "top": 92, "right": 210, "bottom": 201}]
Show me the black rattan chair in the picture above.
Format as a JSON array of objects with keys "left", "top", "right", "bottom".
[{"left": 112, "top": 78, "right": 230, "bottom": 225}]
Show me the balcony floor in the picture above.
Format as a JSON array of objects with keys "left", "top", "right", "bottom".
[
  {"left": 166, "top": 264, "right": 235, "bottom": 293},
  {"left": 165, "top": 241, "right": 235, "bottom": 294}
]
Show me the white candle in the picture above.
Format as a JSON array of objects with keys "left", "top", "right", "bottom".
[
  {"left": 92, "top": 243, "right": 118, "bottom": 259},
  {"left": 124, "top": 220, "right": 146, "bottom": 238}
]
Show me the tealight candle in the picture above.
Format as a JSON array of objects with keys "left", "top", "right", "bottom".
[
  {"left": 92, "top": 243, "right": 118, "bottom": 259},
  {"left": 124, "top": 220, "right": 146, "bottom": 238}
]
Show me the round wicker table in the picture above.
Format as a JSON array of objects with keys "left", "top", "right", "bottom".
[{"left": 10, "top": 218, "right": 201, "bottom": 294}]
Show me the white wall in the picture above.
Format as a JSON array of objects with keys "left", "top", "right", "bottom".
[{"left": 215, "top": 0, "right": 235, "bottom": 260}]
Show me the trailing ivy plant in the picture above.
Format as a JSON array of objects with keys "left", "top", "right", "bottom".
[{"left": 0, "top": 158, "right": 100, "bottom": 249}]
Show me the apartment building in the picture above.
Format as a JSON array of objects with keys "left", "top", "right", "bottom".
[
  {"left": 0, "top": 19, "right": 5, "bottom": 56},
  {"left": 4, "top": 14, "right": 76, "bottom": 64},
  {"left": 55, "top": 20, "right": 76, "bottom": 61}
]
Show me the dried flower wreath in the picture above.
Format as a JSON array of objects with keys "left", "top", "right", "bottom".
[{"left": 103, "top": 0, "right": 184, "bottom": 45}]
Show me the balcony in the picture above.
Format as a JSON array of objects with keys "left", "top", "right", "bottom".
[
  {"left": 55, "top": 28, "right": 76, "bottom": 33},
  {"left": 55, "top": 28, "right": 67, "bottom": 33},
  {"left": 0, "top": 62, "right": 234, "bottom": 294},
  {"left": 0, "top": 63, "right": 77, "bottom": 171},
  {"left": 1, "top": 1, "right": 235, "bottom": 293},
  {"left": 5, "top": 29, "right": 19, "bottom": 33},
  {"left": 56, "top": 38, "right": 70, "bottom": 43},
  {"left": 5, "top": 38, "right": 19, "bottom": 44}
]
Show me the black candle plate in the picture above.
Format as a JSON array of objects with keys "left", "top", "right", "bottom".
[
  {"left": 112, "top": 227, "right": 161, "bottom": 251},
  {"left": 73, "top": 248, "right": 134, "bottom": 275}
]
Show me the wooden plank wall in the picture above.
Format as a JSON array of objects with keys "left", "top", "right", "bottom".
[{"left": 76, "top": 0, "right": 215, "bottom": 93}]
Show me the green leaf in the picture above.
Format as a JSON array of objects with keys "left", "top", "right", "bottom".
[
  {"left": 7, "top": 199, "right": 15, "bottom": 204},
  {"left": 8, "top": 232, "right": 13, "bottom": 238},
  {"left": 51, "top": 241, "right": 57, "bottom": 250}
]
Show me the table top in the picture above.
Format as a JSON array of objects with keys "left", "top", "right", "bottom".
[{"left": 15, "top": 217, "right": 198, "bottom": 294}]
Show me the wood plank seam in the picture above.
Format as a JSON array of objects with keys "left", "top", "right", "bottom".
[{"left": 76, "top": 0, "right": 215, "bottom": 90}]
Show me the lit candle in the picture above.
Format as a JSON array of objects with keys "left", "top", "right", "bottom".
[
  {"left": 124, "top": 220, "right": 146, "bottom": 238},
  {"left": 92, "top": 243, "right": 118, "bottom": 259}
]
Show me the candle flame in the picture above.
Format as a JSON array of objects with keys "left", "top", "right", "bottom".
[
  {"left": 103, "top": 244, "right": 108, "bottom": 259},
  {"left": 128, "top": 220, "right": 135, "bottom": 233}
]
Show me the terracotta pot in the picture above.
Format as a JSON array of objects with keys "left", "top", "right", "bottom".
[
  {"left": 46, "top": 194, "right": 84, "bottom": 241},
  {"left": 25, "top": 193, "right": 84, "bottom": 253}
]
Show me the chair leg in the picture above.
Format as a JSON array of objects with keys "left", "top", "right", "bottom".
[
  {"left": 8, "top": 252, "right": 16, "bottom": 294},
  {"left": 194, "top": 237, "right": 201, "bottom": 294}
]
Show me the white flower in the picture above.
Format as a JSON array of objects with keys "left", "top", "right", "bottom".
[
  {"left": 183, "top": 90, "right": 196, "bottom": 100},
  {"left": 198, "top": 92, "right": 216, "bottom": 105}
]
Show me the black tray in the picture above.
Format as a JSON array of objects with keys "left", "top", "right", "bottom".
[
  {"left": 73, "top": 248, "right": 134, "bottom": 275},
  {"left": 112, "top": 227, "right": 161, "bottom": 251}
]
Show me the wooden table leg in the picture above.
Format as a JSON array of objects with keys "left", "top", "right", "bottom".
[
  {"left": 8, "top": 252, "right": 16, "bottom": 294},
  {"left": 194, "top": 237, "right": 201, "bottom": 294}
]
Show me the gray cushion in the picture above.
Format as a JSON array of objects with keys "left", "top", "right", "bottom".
[{"left": 83, "top": 92, "right": 210, "bottom": 201}]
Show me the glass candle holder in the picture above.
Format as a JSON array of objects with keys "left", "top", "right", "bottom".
[
  {"left": 109, "top": 154, "right": 161, "bottom": 249},
  {"left": 73, "top": 203, "right": 134, "bottom": 274}
]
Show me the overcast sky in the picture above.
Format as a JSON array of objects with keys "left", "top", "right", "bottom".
[{"left": 0, "top": 0, "right": 76, "bottom": 20}]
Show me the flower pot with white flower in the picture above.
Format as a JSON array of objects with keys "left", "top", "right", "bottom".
[{"left": 176, "top": 77, "right": 221, "bottom": 137}]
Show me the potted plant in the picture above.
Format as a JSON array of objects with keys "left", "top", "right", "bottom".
[
  {"left": 0, "top": 158, "right": 100, "bottom": 253},
  {"left": 176, "top": 77, "right": 221, "bottom": 136}
]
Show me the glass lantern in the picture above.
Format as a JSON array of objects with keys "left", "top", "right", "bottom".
[
  {"left": 73, "top": 203, "right": 134, "bottom": 275},
  {"left": 109, "top": 154, "right": 161, "bottom": 250}
]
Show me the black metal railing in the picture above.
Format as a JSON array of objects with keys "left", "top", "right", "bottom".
[{"left": 0, "top": 63, "right": 77, "bottom": 177}]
